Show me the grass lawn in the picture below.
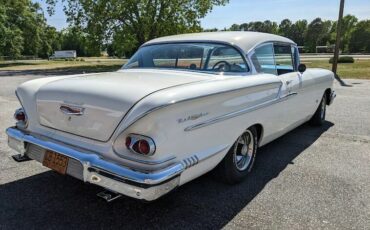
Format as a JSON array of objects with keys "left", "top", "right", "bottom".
[
  {"left": 302, "top": 59, "right": 370, "bottom": 79},
  {"left": 0, "top": 58, "right": 127, "bottom": 73},
  {"left": 1, "top": 58, "right": 369, "bottom": 79}
]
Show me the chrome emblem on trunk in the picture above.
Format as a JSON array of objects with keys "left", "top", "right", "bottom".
[{"left": 60, "top": 104, "right": 85, "bottom": 116}]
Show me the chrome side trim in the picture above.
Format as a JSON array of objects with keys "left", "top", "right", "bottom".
[
  {"left": 182, "top": 155, "right": 199, "bottom": 169},
  {"left": 122, "top": 82, "right": 282, "bottom": 132},
  {"left": 185, "top": 92, "right": 297, "bottom": 131}
]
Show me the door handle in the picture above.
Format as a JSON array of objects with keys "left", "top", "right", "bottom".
[{"left": 286, "top": 80, "right": 293, "bottom": 85}]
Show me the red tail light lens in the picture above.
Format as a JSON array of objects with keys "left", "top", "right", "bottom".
[
  {"left": 125, "top": 137, "right": 132, "bottom": 148},
  {"left": 125, "top": 134, "right": 155, "bottom": 156},
  {"left": 138, "top": 140, "right": 150, "bottom": 155},
  {"left": 15, "top": 112, "right": 25, "bottom": 121},
  {"left": 14, "top": 108, "right": 26, "bottom": 122}
]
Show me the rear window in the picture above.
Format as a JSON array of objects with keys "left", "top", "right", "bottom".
[{"left": 124, "top": 43, "right": 249, "bottom": 73}]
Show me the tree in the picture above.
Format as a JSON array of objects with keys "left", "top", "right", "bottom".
[
  {"left": 0, "top": 0, "right": 61, "bottom": 59},
  {"left": 240, "top": 23, "right": 249, "bottom": 31},
  {"left": 59, "top": 27, "right": 100, "bottom": 56},
  {"left": 330, "top": 15, "right": 358, "bottom": 52},
  {"left": 46, "top": 0, "right": 229, "bottom": 55},
  {"left": 305, "top": 18, "right": 333, "bottom": 52},
  {"left": 348, "top": 20, "right": 370, "bottom": 53},
  {"left": 290, "top": 20, "right": 307, "bottom": 46},
  {"left": 245, "top": 21, "right": 278, "bottom": 33},
  {"left": 279, "top": 19, "right": 293, "bottom": 38},
  {"left": 229, "top": 23, "right": 241, "bottom": 31}
]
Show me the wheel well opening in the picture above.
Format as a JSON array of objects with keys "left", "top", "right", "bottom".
[
  {"left": 325, "top": 88, "right": 331, "bottom": 105},
  {"left": 253, "top": 124, "right": 263, "bottom": 145}
]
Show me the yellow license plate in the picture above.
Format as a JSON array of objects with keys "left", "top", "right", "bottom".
[{"left": 42, "top": 150, "right": 69, "bottom": 175}]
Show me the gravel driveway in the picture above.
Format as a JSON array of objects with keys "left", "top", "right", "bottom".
[{"left": 0, "top": 73, "right": 369, "bottom": 229}]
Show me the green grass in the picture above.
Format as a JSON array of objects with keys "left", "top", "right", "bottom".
[
  {"left": 302, "top": 59, "right": 370, "bottom": 79},
  {"left": 0, "top": 59, "right": 127, "bottom": 73}
]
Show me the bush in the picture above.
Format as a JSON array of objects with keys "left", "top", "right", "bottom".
[{"left": 329, "top": 56, "right": 355, "bottom": 64}]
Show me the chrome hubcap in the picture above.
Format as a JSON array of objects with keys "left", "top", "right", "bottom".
[{"left": 233, "top": 130, "right": 254, "bottom": 171}]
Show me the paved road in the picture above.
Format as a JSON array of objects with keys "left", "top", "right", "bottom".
[{"left": 0, "top": 73, "right": 370, "bottom": 229}]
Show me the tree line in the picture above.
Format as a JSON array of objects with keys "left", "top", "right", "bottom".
[
  {"left": 216, "top": 15, "right": 370, "bottom": 53},
  {"left": 1, "top": 0, "right": 369, "bottom": 59}
]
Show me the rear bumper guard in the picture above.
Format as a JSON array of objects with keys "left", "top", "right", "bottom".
[{"left": 6, "top": 127, "right": 184, "bottom": 201}]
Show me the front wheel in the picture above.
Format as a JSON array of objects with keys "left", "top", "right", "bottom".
[
  {"left": 309, "top": 93, "right": 327, "bottom": 126},
  {"left": 217, "top": 126, "right": 258, "bottom": 184}
]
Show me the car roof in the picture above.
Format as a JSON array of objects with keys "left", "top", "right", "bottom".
[{"left": 143, "top": 31, "right": 296, "bottom": 52}]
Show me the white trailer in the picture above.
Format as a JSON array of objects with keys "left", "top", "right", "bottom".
[{"left": 49, "top": 50, "right": 77, "bottom": 59}]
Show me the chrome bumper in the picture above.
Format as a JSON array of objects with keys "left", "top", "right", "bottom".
[
  {"left": 328, "top": 90, "right": 336, "bottom": 105},
  {"left": 6, "top": 127, "right": 184, "bottom": 201}
]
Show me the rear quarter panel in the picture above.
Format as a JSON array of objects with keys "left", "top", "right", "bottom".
[{"left": 113, "top": 74, "right": 285, "bottom": 184}]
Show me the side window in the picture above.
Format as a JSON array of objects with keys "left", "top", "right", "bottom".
[
  {"left": 207, "top": 47, "right": 248, "bottom": 72},
  {"left": 274, "top": 44, "right": 294, "bottom": 75},
  {"left": 251, "top": 44, "right": 277, "bottom": 75},
  {"left": 124, "top": 55, "right": 139, "bottom": 68}
]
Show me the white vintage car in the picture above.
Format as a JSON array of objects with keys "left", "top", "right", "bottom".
[{"left": 7, "top": 32, "right": 336, "bottom": 201}]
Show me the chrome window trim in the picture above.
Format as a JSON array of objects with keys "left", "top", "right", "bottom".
[{"left": 248, "top": 42, "right": 278, "bottom": 76}]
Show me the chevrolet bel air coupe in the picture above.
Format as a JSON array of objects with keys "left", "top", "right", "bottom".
[{"left": 7, "top": 32, "right": 336, "bottom": 201}]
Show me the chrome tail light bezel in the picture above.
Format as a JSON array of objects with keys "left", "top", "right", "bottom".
[
  {"left": 14, "top": 107, "right": 28, "bottom": 129},
  {"left": 126, "top": 134, "right": 156, "bottom": 156}
]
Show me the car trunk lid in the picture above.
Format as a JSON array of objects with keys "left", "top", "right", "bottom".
[{"left": 36, "top": 70, "right": 209, "bottom": 141}]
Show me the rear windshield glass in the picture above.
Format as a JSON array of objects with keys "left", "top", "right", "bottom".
[{"left": 123, "top": 43, "right": 249, "bottom": 73}]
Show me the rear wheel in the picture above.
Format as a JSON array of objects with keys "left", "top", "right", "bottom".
[
  {"left": 310, "top": 94, "right": 327, "bottom": 126},
  {"left": 218, "top": 126, "right": 258, "bottom": 184}
]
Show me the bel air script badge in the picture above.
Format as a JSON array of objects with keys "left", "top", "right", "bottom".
[{"left": 177, "top": 112, "right": 209, "bottom": 123}]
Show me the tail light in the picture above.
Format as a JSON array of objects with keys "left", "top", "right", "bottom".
[
  {"left": 14, "top": 108, "right": 28, "bottom": 129},
  {"left": 125, "top": 134, "right": 155, "bottom": 156}
]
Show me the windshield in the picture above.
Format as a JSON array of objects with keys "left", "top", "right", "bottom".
[{"left": 123, "top": 43, "right": 249, "bottom": 73}]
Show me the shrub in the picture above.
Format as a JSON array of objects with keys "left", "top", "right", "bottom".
[{"left": 329, "top": 56, "right": 355, "bottom": 63}]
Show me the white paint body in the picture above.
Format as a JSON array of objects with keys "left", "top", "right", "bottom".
[{"left": 13, "top": 32, "right": 335, "bottom": 192}]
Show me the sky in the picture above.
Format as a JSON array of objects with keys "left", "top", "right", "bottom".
[{"left": 35, "top": 0, "right": 370, "bottom": 31}]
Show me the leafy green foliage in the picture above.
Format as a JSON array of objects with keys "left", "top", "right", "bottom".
[
  {"left": 0, "top": 0, "right": 61, "bottom": 59},
  {"left": 1, "top": 0, "right": 370, "bottom": 59},
  {"left": 46, "top": 0, "right": 229, "bottom": 56},
  {"left": 225, "top": 15, "right": 369, "bottom": 54},
  {"left": 305, "top": 18, "right": 333, "bottom": 53},
  {"left": 329, "top": 56, "right": 355, "bottom": 63},
  {"left": 349, "top": 20, "right": 370, "bottom": 53}
]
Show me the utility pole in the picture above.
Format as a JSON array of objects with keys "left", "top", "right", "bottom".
[{"left": 332, "top": 0, "right": 345, "bottom": 75}]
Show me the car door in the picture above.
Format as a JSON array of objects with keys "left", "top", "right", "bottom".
[
  {"left": 274, "top": 44, "right": 314, "bottom": 129},
  {"left": 250, "top": 43, "right": 289, "bottom": 139}
]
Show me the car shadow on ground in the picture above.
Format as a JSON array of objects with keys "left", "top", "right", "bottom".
[{"left": 0, "top": 122, "right": 333, "bottom": 229}]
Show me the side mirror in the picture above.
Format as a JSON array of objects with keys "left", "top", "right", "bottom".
[{"left": 298, "top": 64, "right": 306, "bottom": 73}]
